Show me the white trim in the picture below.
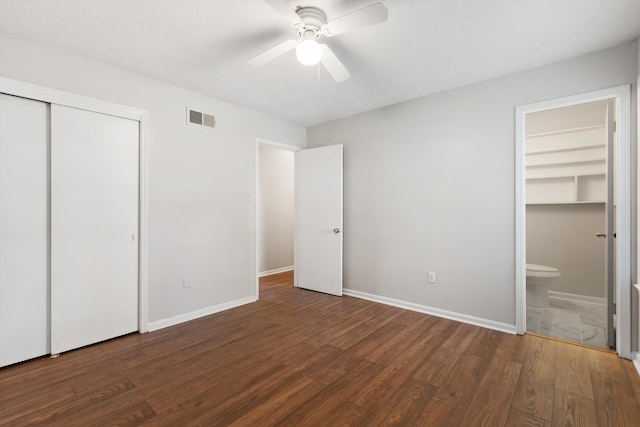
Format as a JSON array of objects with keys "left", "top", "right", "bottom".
[
  {"left": 515, "top": 85, "right": 632, "bottom": 358},
  {"left": 138, "top": 113, "right": 150, "bottom": 333},
  {"left": 344, "top": 289, "right": 517, "bottom": 335},
  {"left": 0, "top": 77, "right": 143, "bottom": 120},
  {"left": 637, "top": 74, "right": 640, "bottom": 366},
  {"left": 293, "top": 150, "right": 299, "bottom": 289},
  {"left": 259, "top": 266, "right": 294, "bottom": 277},
  {"left": 256, "top": 138, "right": 303, "bottom": 152},
  {"left": 632, "top": 352, "right": 640, "bottom": 377},
  {"left": 548, "top": 291, "right": 606, "bottom": 306},
  {"left": 636, "top": 284, "right": 640, "bottom": 372},
  {"left": 148, "top": 296, "right": 257, "bottom": 332},
  {"left": 254, "top": 138, "right": 302, "bottom": 298},
  {"left": 0, "top": 76, "right": 150, "bottom": 334},
  {"left": 515, "top": 104, "right": 526, "bottom": 334}
]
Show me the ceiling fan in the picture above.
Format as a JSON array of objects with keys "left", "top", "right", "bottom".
[{"left": 248, "top": 1, "right": 388, "bottom": 83}]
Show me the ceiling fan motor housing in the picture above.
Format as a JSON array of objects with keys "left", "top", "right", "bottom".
[{"left": 294, "top": 7, "right": 326, "bottom": 39}]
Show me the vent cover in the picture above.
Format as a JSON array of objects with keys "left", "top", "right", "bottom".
[{"left": 187, "top": 107, "right": 216, "bottom": 129}]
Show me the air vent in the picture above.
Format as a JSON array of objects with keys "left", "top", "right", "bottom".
[{"left": 187, "top": 107, "right": 216, "bottom": 129}]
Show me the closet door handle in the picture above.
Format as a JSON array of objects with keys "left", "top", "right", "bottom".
[{"left": 595, "top": 233, "right": 606, "bottom": 238}]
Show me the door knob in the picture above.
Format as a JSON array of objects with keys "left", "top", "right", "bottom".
[
  {"left": 596, "top": 233, "right": 606, "bottom": 238},
  {"left": 333, "top": 228, "right": 340, "bottom": 234}
]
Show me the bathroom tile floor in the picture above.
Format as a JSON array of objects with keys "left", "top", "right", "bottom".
[{"left": 526, "top": 297, "right": 609, "bottom": 350}]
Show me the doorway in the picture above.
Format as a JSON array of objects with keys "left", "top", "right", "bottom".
[
  {"left": 254, "top": 140, "right": 344, "bottom": 298},
  {"left": 255, "top": 139, "right": 300, "bottom": 296},
  {"left": 515, "top": 86, "right": 631, "bottom": 357}
]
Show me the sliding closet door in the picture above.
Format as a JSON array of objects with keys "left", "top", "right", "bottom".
[
  {"left": 51, "top": 105, "right": 139, "bottom": 354},
  {"left": 0, "top": 94, "right": 49, "bottom": 367}
]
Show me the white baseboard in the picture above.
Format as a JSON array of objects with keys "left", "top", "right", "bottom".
[
  {"left": 343, "top": 288, "right": 516, "bottom": 335},
  {"left": 548, "top": 290, "right": 606, "bottom": 305},
  {"left": 258, "top": 266, "right": 294, "bottom": 277},
  {"left": 632, "top": 352, "right": 640, "bottom": 377},
  {"left": 148, "top": 295, "right": 257, "bottom": 332}
]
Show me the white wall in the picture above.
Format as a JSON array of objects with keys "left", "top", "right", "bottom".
[
  {"left": 308, "top": 41, "right": 638, "bottom": 327},
  {"left": 527, "top": 204, "right": 605, "bottom": 298},
  {"left": 258, "top": 145, "right": 294, "bottom": 273},
  {"left": 0, "top": 32, "right": 306, "bottom": 326}
]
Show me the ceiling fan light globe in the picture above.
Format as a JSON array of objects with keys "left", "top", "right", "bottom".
[{"left": 296, "top": 39, "right": 322, "bottom": 66}]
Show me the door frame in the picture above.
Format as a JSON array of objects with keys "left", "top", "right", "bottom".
[
  {"left": 0, "top": 76, "right": 150, "bottom": 333},
  {"left": 254, "top": 138, "right": 302, "bottom": 297},
  {"left": 515, "top": 85, "right": 631, "bottom": 358}
]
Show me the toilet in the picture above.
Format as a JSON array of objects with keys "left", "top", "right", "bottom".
[{"left": 526, "top": 263, "right": 561, "bottom": 307}]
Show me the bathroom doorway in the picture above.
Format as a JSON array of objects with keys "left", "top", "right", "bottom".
[{"left": 515, "top": 86, "right": 631, "bottom": 356}]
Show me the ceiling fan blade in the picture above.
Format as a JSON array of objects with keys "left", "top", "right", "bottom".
[
  {"left": 263, "top": 0, "right": 301, "bottom": 24},
  {"left": 322, "top": 2, "right": 388, "bottom": 37},
  {"left": 320, "top": 44, "right": 351, "bottom": 83},
  {"left": 248, "top": 39, "right": 297, "bottom": 67}
]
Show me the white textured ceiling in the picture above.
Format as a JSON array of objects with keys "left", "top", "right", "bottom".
[{"left": 0, "top": 0, "right": 639, "bottom": 127}]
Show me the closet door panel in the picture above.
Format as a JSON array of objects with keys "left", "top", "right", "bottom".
[
  {"left": 51, "top": 105, "right": 139, "bottom": 354},
  {"left": 0, "top": 94, "right": 49, "bottom": 367}
]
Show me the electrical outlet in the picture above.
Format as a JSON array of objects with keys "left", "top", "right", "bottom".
[
  {"left": 428, "top": 272, "right": 436, "bottom": 284},
  {"left": 183, "top": 276, "right": 191, "bottom": 289}
]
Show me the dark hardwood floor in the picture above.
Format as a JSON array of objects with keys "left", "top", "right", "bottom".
[{"left": 2, "top": 270, "right": 640, "bottom": 426}]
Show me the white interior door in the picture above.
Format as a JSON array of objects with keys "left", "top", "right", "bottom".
[
  {"left": 296, "top": 145, "right": 343, "bottom": 296},
  {"left": 51, "top": 104, "right": 139, "bottom": 354},
  {"left": 0, "top": 94, "right": 49, "bottom": 367}
]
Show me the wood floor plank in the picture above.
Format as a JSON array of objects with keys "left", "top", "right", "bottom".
[
  {"left": 591, "top": 369, "right": 640, "bottom": 427},
  {"left": 0, "top": 384, "right": 76, "bottom": 426},
  {"left": 350, "top": 318, "right": 455, "bottom": 413},
  {"left": 15, "top": 378, "right": 136, "bottom": 426},
  {"left": 495, "top": 332, "right": 530, "bottom": 364},
  {"left": 276, "top": 359, "right": 383, "bottom": 425},
  {"left": 416, "top": 353, "right": 485, "bottom": 426},
  {"left": 622, "top": 361, "right": 640, "bottom": 409},
  {"left": 506, "top": 407, "right": 551, "bottom": 426},
  {"left": 555, "top": 341, "right": 593, "bottom": 399},
  {"left": 465, "top": 326, "right": 503, "bottom": 359},
  {"left": 289, "top": 343, "right": 344, "bottom": 384},
  {"left": 193, "top": 367, "right": 308, "bottom": 426},
  {"left": 368, "top": 376, "right": 437, "bottom": 425},
  {"left": 227, "top": 376, "right": 325, "bottom": 426},
  {"left": 349, "top": 320, "right": 406, "bottom": 361},
  {"left": 300, "top": 309, "right": 374, "bottom": 349},
  {"left": 146, "top": 356, "right": 286, "bottom": 418},
  {"left": 413, "top": 322, "right": 480, "bottom": 387},
  {"left": 2, "top": 272, "right": 639, "bottom": 426},
  {"left": 511, "top": 335, "right": 557, "bottom": 421},
  {"left": 587, "top": 348, "right": 627, "bottom": 378},
  {"left": 327, "top": 304, "right": 403, "bottom": 350},
  {"left": 362, "top": 314, "right": 441, "bottom": 366},
  {"left": 82, "top": 400, "right": 156, "bottom": 426},
  {"left": 459, "top": 356, "right": 522, "bottom": 426},
  {"left": 270, "top": 340, "right": 319, "bottom": 366},
  {"left": 315, "top": 401, "right": 372, "bottom": 427},
  {"left": 393, "top": 309, "right": 435, "bottom": 326},
  {"left": 0, "top": 348, "right": 145, "bottom": 405},
  {"left": 552, "top": 390, "right": 597, "bottom": 427}
]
